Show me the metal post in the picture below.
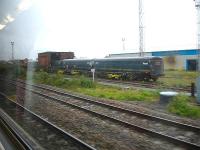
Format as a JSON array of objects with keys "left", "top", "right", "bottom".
[
  {"left": 11, "top": 41, "right": 14, "bottom": 60},
  {"left": 191, "top": 82, "right": 195, "bottom": 97},
  {"left": 92, "top": 71, "right": 95, "bottom": 82},
  {"left": 195, "top": 0, "right": 200, "bottom": 103},
  {"left": 122, "top": 38, "right": 125, "bottom": 51},
  {"left": 91, "top": 68, "right": 95, "bottom": 82},
  {"left": 139, "top": 0, "right": 144, "bottom": 57},
  {"left": 197, "top": 1, "right": 200, "bottom": 72}
]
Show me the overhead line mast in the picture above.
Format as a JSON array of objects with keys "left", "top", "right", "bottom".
[{"left": 139, "top": 0, "right": 144, "bottom": 57}]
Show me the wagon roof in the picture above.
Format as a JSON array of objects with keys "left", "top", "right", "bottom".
[{"left": 62, "top": 56, "right": 162, "bottom": 62}]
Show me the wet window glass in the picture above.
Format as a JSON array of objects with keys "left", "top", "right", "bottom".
[{"left": 0, "top": 0, "right": 200, "bottom": 150}]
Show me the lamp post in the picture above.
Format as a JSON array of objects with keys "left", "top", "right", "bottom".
[{"left": 11, "top": 41, "right": 14, "bottom": 60}]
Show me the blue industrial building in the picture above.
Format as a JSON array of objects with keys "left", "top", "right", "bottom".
[
  {"left": 106, "top": 49, "right": 199, "bottom": 71},
  {"left": 152, "top": 49, "right": 198, "bottom": 56}
]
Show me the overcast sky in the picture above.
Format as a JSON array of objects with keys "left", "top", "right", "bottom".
[{"left": 0, "top": 0, "right": 198, "bottom": 60}]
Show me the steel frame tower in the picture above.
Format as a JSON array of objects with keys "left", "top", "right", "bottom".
[{"left": 139, "top": 0, "right": 144, "bottom": 57}]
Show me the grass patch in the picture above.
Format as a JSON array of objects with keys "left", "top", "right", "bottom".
[
  {"left": 32, "top": 71, "right": 96, "bottom": 89},
  {"left": 31, "top": 71, "right": 158, "bottom": 102},
  {"left": 75, "top": 85, "right": 159, "bottom": 102},
  {"left": 168, "top": 95, "right": 200, "bottom": 118},
  {"left": 157, "top": 77, "right": 192, "bottom": 88},
  {"left": 157, "top": 70, "right": 198, "bottom": 88},
  {"left": 164, "top": 70, "right": 198, "bottom": 79}
]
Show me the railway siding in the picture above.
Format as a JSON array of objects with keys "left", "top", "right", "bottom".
[
  {"left": 0, "top": 92, "right": 96, "bottom": 150},
  {"left": 10, "top": 79, "right": 200, "bottom": 149},
  {"left": 4, "top": 85, "right": 175, "bottom": 150}
]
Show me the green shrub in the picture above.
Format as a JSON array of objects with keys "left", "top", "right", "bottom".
[
  {"left": 0, "top": 65, "right": 6, "bottom": 74},
  {"left": 54, "top": 78, "right": 67, "bottom": 87},
  {"left": 168, "top": 95, "right": 200, "bottom": 118},
  {"left": 18, "top": 68, "right": 27, "bottom": 78},
  {"left": 33, "top": 71, "right": 50, "bottom": 83},
  {"left": 0, "top": 63, "right": 29, "bottom": 79},
  {"left": 57, "top": 70, "right": 64, "bottom": 75},
  {"left": 80, "top": 77, "right": 96, "bottom": 88}
]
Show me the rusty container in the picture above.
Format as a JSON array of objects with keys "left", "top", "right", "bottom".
[
  {"left": 38, "top": 52, "right": 75, "bottom": 68},
  {"left": 38, "top": 52, "right": 51, "bottom": 68}
]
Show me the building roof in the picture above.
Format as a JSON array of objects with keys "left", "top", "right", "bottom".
[
  {"left": 107, "top": 52, "right": 151, "bottom": 56},
  {"left": 152, "top": 49, "right": 198, "bottom": 56},
  {"left": 38, "top": 51, "right": 73, "bottom": 55},
  {"left": 107, "top": 49, "right": 199, "bottom": 57}
]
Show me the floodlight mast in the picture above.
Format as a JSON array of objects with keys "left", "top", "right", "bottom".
[{"left": 139, "top": 0, "right": 144, "bottom": 57}]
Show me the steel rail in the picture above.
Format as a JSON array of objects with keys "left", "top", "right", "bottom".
[
  {"left": 62, "top": 75, "right": 191, "bottom": 92},
  {"left": 13, "top": 81, "right": 200, "bottom": 149},
  {"left": 0, "top": 92, "right": 96, "bottom": 150},
  {"left": 0, "top": 109, "right": 34, "bottom": 150},
  {"left": 15, "top": 79, "right": 200, "bottom": 132},
  {"left": 96, "top": 78, "right": 191, "bottom": 92},
  {"left": 0, "top": 107, "right": 47, "bottom": 150}
]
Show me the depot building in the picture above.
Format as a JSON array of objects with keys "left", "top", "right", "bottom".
[{"left": 105, "top": 49, "right": 199, "bottom": 71}]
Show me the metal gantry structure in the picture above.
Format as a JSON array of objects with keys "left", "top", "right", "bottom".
[{"left": 139, "top": 0, "right": 144, "bottom": 57}]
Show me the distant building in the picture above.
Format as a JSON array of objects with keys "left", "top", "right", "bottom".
[
  {"left": 106, "top": 49, "right": 199, "bottom": 71},
  {"left": 38, "top": 52, "right": 74, "bottom": 68}
]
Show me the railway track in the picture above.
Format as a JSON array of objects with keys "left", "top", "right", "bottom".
[
  {"left": 96, "top": 78, "right": 192, "bottom": 92},
  {"left": 0, "top": 92, "right": 96, "bottom": 150},
  {"left": 11, "top": 79, "right": 200, "bottom": 149},
  {"left": 0, "top": 108, "right": 41, "bottom": 150},
  {"left": 63, "top": 75, "right": 192, "bottom": 92}
]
